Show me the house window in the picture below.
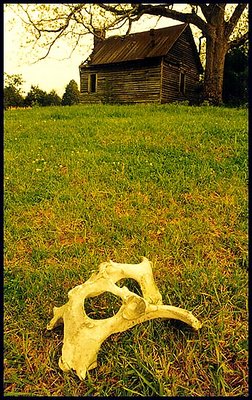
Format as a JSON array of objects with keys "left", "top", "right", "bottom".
[
  {"left": 179, "top": 72, "right": 186, "bottom": 95},
  {"left": 89, "top": 74, "right": 97, "bottom": 93}
]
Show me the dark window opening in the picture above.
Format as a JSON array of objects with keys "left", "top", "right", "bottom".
[
  {"left": 89, "top": 74, "right": 97, "bottom": 93},
  {"left": 179, "top": 72, "right": 186, "bottom": 94}
]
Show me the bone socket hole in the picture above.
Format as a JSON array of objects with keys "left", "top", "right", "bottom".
[
  {"left": 117, "top": 278, "right": 142, "bottom": 296},
  {"left": 84, "top": 292, "right": 122, "bottom": 319}
]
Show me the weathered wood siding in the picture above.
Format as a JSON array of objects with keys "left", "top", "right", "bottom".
[
  {"left": 161, "top": 29, "right": 201, "bottom": 103},
  {"left": 160, "top": 60, "right": 200, "bottom": 103},
  {"left": 166, "top": 29, "right": 200, "bottom": 73},
  {"left": 160, "top": 61, "right": 181, "bottom": 103},
  {"left": 80, "top": 60, "right": 161, "bottom": 104}
]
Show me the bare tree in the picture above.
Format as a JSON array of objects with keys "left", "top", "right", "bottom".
[{"left": 6, "top": 3, "right": 248, "bottom": 105}]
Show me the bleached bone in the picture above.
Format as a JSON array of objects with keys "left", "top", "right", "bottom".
[{"left": 47, "top": 257, "right": 202, "bottom": 380}]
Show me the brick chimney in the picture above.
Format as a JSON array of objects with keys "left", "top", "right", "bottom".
[{"left": 93, "top": 28, "right": 106, "bottom": 48}]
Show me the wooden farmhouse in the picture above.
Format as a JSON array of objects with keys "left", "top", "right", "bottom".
[{"left": 79, "top": 23, "right": 203, "bottom": 104}]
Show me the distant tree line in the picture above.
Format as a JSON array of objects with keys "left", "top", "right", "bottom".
[{"left": 4, "top": 76, "right": 80, "bottom": 109}]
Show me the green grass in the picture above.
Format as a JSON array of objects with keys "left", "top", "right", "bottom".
[{"left": 4, "top": 103, "right": 248, "bottom": 396}]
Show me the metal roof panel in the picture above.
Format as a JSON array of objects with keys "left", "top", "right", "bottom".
[{"left": 85, "top": 23, "right": 188, "bottom": 66}]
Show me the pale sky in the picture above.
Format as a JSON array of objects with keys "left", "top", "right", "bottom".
[{"left": 4, "top": 4, "right": 187, "bottom": 97}]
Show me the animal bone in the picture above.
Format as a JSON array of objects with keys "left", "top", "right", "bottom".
[{"left": 47, "top": 257, "right": 202, "bottom": 380}]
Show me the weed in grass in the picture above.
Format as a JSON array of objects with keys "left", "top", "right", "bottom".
[{"left": 4, "top": 104, "right": 248, "bottom": 396}]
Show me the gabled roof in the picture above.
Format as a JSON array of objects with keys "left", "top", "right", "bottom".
[{"left": 81, "top": 23, "right": 201, "bottom": 69}]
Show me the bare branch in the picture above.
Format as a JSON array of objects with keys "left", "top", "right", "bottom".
[
  {"left": 145, "top": 4, "right": 207, "bottom": 35},
  {"left": 225, "top": 4, "right": 248, "bottom": 38},
  {"left": 59, "top": 33, "right": 83, "bottom": 61},
  {"left": 31, "top": 29, "right": 67, "bottom": 63},
  {"left": 7, "top": 2, "right": 248, "bottom": 68},
  {"left": 198, "top": 4, "right": 211, "bottom": 21},
  {"left": 126, "top": 18, "right": 132, "bottom": 35},
  {"left": 99, "top": 4, "right": 149, "bottom": 16}
]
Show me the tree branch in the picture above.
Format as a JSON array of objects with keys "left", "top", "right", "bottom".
[
  {"left": 99, "top": 4, "right": 208, "bottom": 35},
  {"left": 225, "top": 3, "right": 248, "bottom": 38},
  {"left": 31, "top": 29, "right": 68, "bottom": 62},
  {"left": 7, "top": 3, "right": 248, "bottom": 66},
  {"left": 228, "top": 31, "right": 249, "bottom": 50},
  {"left": 134, "top": 4, "right": 208, "bottom": 36},
  {"left": 198, "top": 4, "right": 211, "bottom": 21}
]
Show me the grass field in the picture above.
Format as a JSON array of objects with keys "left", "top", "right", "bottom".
[{"left": 4, "top": 103, "right": 248, "bottom": 396}]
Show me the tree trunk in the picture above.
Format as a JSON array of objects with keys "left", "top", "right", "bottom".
[{"left": 203, "top": 24, "right": 229, "bottom": 105}]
